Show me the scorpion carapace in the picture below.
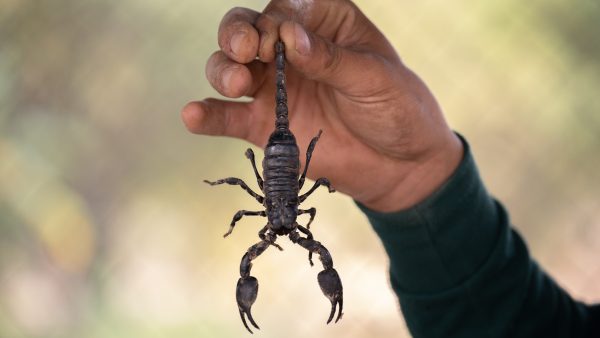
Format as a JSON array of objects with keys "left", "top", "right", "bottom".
[{"left": 204, "top": 41, "right": 343, "bottom": 333}]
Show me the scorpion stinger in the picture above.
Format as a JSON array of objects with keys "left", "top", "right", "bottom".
[{"left": 204, "top": 40, "right": 342, "bottom": 333}]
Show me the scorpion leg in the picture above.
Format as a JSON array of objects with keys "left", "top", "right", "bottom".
[
  {"left": 204, "top": 177, "right": 264, "bottom": 203},
  {"left": 223, "top": 210, "right": 266, "bottom": 238},
  {"left": 245, "top": 148, "right": 264, "bottom": 190},
  {"left": 299, "top": 130, "right": 322, "bottom": 190},
  {"left": 296, "top": 224, "right": 315, "bottom": 266},
  {"left": 298, "top": 207, "right": 316, "bottom": 229},
  {"left": 299, "top": 177, "right": 335, "bottom": 203},
  {"left": 237, "top": 239, "right": 272, "bottom": 334},
  {"left": 289, "top": 230, "right": 343, "bottom": 324}
]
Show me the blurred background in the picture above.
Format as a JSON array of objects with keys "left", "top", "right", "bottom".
[{"left": 1, "top": 0, "right": 599, "bottom": 337}]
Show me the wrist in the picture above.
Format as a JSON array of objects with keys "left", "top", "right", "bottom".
[{"left": 359, "top": 132, "right": 464, "bottom": 212}]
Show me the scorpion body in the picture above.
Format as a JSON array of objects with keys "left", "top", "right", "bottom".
[{"left": 204, "top": 41, "right": 344, "bottom": 333}]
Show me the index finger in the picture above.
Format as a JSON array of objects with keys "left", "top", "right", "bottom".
[{"left": 218, "top": 7, "right": 261, "bottom": 64}]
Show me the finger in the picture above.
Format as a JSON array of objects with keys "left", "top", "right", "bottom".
[
  {"left": 206, "top": 51, "right": 269, "bottom": 98},
  {"left": 206, "top": 51, "right": 251, "bottom": 98},
  {"left": 256, "top": 0, "right": 357, "bottom": 63},
  {"left": 218, "top": 7, "right": 261, "bottom": 64},
  {"left": 181, "top": 99, "right": 253, "bottom": 140},
  {"left": 255, "top": 0, "right": 321, "bottom": 63},
  {"left": 279, "top": 21, "right": 390, "bottom": 95},
  {"left": 255, "top": 13, "right": 279, "bottom": 62}
]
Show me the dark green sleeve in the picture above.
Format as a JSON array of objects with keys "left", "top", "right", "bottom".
[{"left": 357, "top": 136, "right": 599, "bottom": 338}]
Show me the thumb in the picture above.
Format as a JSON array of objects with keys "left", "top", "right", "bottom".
[{"left": 279, "top": 21, "right": 389, "bottom": 95}]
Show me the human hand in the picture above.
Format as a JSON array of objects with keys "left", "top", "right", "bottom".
[{"left": 182, "top": 0, "right": 463, "bottom": 212}]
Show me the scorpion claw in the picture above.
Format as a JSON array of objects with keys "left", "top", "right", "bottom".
[
  {"left": 239, "top": 309, "right": 260, "bottom": 334},
  {"left": 238, "top": 309, "right": 252, "bottom": 334},
  {"left": 236, "top": 277, "right": 260, "bottom": 333},
  {"left": 317, "top": 268, "right": 344, "bottom": 324}
]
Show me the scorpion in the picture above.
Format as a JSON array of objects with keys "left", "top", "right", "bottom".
[{"left": 204, "top": 41, "right": 343, "bottom": 333}]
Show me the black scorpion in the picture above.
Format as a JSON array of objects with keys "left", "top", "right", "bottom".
[{"left": 204, "top": 41, "right": 343, "bottom": 333}]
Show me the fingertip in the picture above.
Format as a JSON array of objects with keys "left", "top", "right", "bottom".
[
  {"left": 256, "top": 14, "right": 278, "bottom": 62},
  {"left": 258, "top": 31, "right": 276, "bottom": 62},
  {"left": 181, "top": 101, "right": 207, "bottom": 134},
  {"left": 181, "top": 99, "right": 230, "bottom": 136},
  {"left": 205, "top": 51, "right": 253, "bottom": 98},
  {"left": 181, "top": 99, "right": 254, "bottom": 140},
  {"left": 229, "top": 29, "right": 260, "bottom": 64},
  {"left": 286, "top": 21, "right": 311, "bottom": 55},
  {"left": 279, "top": 21, "right": 296, "bottom": 51},
  {"left": 224, "top": 66, "right": 253, "bottom": 98},
  {"left": 218, "top": 7, "right": 261, "bottom": 64},
  {"left": 279, "top": 21, "right": 312, "bottom": 66}
]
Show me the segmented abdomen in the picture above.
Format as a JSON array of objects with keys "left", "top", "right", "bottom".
[{"left": 262, "top": 132, "right": 300, "bottom": 197}]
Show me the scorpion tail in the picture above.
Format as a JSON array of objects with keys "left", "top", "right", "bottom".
[{"left": 275, "top": 40, "right": 289, "bottom": 131}]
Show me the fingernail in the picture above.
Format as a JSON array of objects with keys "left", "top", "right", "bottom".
[
  {"left": 230, "top": 31, "right": 245, "bottom": 55},
  {"left": 294, "top": 24, "right": 310, "bottom": 56}
]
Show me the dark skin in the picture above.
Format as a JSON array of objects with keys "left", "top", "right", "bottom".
[{"left": 182, "top": 0, "right": 463, "bottom": 212}]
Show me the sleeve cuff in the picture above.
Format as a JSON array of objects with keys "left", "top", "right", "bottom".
[{"left": 356, "top": 134, "right": 502, "bottom": 294}]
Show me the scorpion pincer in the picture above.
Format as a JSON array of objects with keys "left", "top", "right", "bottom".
[{"left": 204, "top": 41, "right": 344, "bottom": 333}]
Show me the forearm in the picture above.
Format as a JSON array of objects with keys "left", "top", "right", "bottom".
[{"left": 358, "top": 135, "right": 595, "bottom": 337}]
